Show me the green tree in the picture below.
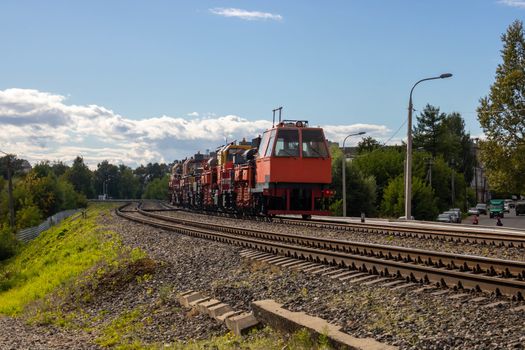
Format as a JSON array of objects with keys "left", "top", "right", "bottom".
[
  {"left": 64, "top": 156, "right": 94, "bottom": 198},
  {"left": 413, "top": 104, "right": 445, "bottom": 157},
  {"left": 94, "top": 161, "right": 119, "bottom": 198},
  {"left": 118, "top": 165, "right": 140, "bottom": 199},
  {"left": 381, "top": 175, "right": 438, "bottom": 220},
  {"left": 329, "top": 145, "right": 377, "bottom": 216},
  {"left": 352, "top": 147, "right": 404, "bottom": 204},
  {"left": 478, "top": 20, "right": 525, "bottom": 193},
  {"left": 357, "top": 136, "right": 381, "bottom": 154},
  {"left": 142, "top": 175, "right": 169, "bottom": 200},
  {"left": 51, "top": 161, "right": 70, "bottom": 178}
]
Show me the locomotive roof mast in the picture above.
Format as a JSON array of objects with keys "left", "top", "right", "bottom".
[{"left": 272, "top": 106, "right": 283, "bottom": 127}]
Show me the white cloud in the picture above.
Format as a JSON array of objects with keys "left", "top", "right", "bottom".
[
  {"left": 209, "top": 8, "right": 283, "bottom": 21},
  {"left": 498, "top": 0, "right": 525, "bottom": 8},
  {"left": 187, "top": 111, "right": 199, "bottom": 117},
  {"left": 0, "top": 88, "right": 394, "bottom": 168}
]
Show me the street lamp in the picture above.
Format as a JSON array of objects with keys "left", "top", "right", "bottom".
[
  {"left": 342, "top": 131, "right": 366, "bottom": 217},
  {"left": 404, "top": 73, "right": 452, "bottom": 220}
]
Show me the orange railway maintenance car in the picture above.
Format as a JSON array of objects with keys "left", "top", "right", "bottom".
[{"left": 169, "top": 115, "right": 333, "bottom": 218}]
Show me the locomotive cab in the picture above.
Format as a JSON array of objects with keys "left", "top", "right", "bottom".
[{"left": 255, "top": 120, "right": 332, "bottom": 216}]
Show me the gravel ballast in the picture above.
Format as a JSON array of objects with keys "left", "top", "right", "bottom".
[
  {"left": 112, "top": 209, "right": 525, "bottom": 349},
  {"left": 1, "top": 207, "right": 524, "bottom": 349}
]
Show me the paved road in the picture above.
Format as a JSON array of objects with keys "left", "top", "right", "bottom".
[{"left": 465, "top": 208, "right": 525, "bottom": 229}]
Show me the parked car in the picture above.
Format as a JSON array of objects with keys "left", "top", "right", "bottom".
[
  {"left": 468, "top": 207, "right": 480, "bottom": 215},
  {"left": 450, "top": 208, "right": 462, "bottom": 221},
  {"left": 443, "top": 210, "right": 461, "bottom": 223},
  {"left": 476, "top": 203, "right": 488, "bottom": 215},
  {"left": 505, "top": 199, "right": 515, "bottom": 209},
  {"left": 516, "top": 201, "right": 525, "bottom": 216},
  {"left": 437, "top": 213, "right": 453, "bottom": 223},
  {"left": 504, "top": 203, "right": 510, "bottom": 213}
]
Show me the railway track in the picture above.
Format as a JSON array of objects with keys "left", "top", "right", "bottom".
[
  {"left": 146, "top": 202, "right": 525, "bottom": 248},
  {"left": 117, "top": 202, "right": 525, "bottom": 300}
]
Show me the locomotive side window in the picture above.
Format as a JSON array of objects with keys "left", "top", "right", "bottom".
[
  {"left": 264, "top": 130, "right": 277, "bottom": 157},
  {"left": 274, "top": 129, "right": 299, "bottom": 157},
  {"left": 258, "top": 131, "right": 271, "bottom": 157},
  {"left": 302, "top": 129, "right": 329, "bottom": 158}
]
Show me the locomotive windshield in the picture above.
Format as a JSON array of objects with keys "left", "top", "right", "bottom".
[
  {"left": 301, "top": 129, "right": 329, "bottom": 158},
  {"left": 274, "top": 129, "right": 299, "bottom": 157}
]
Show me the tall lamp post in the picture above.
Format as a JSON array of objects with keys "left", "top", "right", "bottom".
[
  {"left": 404, "top": 73, "right": 452, "bottom": 220},
  {"left": 342, "top": 131, "right": 366, "bottom": 217}
]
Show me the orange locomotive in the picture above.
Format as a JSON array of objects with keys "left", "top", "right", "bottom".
[{"left": 169, "top": 119, "right": 333, "bottom": 218}]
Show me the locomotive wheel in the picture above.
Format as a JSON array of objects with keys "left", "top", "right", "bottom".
[{"left": 302, "top": 214, "right": 312, "bottom": 220}]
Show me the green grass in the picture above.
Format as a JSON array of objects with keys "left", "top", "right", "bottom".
[
  {"left": 0, "top": 204, "right": 125, "bottom": 315},
  {"left": 0, "top": 204, "right": 333, "bottom": 350}
]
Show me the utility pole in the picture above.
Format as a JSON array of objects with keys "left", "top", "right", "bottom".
[{"left": 451, "top": 159, "right": 455, "bottom": 206}]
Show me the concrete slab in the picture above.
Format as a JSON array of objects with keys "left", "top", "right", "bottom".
[
  {"left": 280, "top": 260, "right": 305, "bottom": 268},
  {"left": 412, "top": 286, "right": 436, "bottom": 294},
  {"left": 241, "top": 251, "right": 261, "bottom": 258},
  {"left": 511, "top": 305, "right": 525, "bottom": 312},
  {"left": 302, "top": 264, "right": 325, "bottom": 272},
  {"left": 291, "top": 262, "right": 316, "bottom": 270},
  {"left": 225, "top": 312, "right": 260, "bottom": 336},
  {"left": 178, "top": 291, "right": 204, "bottom": 308},
  {"left": 274, "top": 258, "right": 298, "bottom": 266},
  {"left": 208, "top": 303, "right": 234, "bottom": 318},
  {"left": 362, "top": 277, "right": 391, "bottom": 286},
  {"left": 339, "top": 272, "right": 369, "bottom": 281},
  {"left": 430, "top": 290, "right": 450, "bottom": 296},
  {"left": 470, "top": 297, "right": 488, "bottom": 303},
  {"left": 309, "top": 267, "right": 336, "bottom": 274},
  {"left": 330, "top": 271, "right": 357, "bottom": 279},
  {"left": 391, "top": 283, "right": 418, "bottom": 291},
  {"left": 258, "top": 255, "right": 280, "bottom": 263},
  {"left": 481, "top": 301, "right": 509, "bottom": 309},
  {"left": 189, "top": 297, "right": 211, "bottom": 307},
  {"left": 179, "top": 290, "right": 194, "bottom": 297},
  {"left": 245, "top": 251, "right": 267, "bottom": 259},
  {"left": 381, "top": 280, "right": 405, "bottom": 288},
  {"left": 265, "top": 257, "right": 290, "bottom": 264},
  {"left": 253, "top": 254, "right": 274, "bottom": 261},
  {"left": 216, "top": 310, "right": 243, "bottom": 322},
  {"left": 346, "top": 275, "right": 378, "bottom": 284},
  {"left": 252, "top": 299, "right": 396, "bottom": 350},
  {"left": 448, "top": 293, "right": 471, "bottom": 300},
  {"left": 323, "top": 269, "right": 347, "bottom": 277},
  {"left": 197, "top": 299, "right": 222, "bottom": 314}
]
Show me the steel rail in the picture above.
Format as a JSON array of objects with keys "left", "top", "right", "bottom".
[
  {"left": 276, "top": 217, "right": 525, "bottom": 248},
  {"left": 117, "top": 206, "right": 525, "bottom": 299},
  {"left": 137, "top": 207, "right": 525, "bottom": 279},
  {"left": 150, "top": 204, "right": 525, "bottom": 247}
]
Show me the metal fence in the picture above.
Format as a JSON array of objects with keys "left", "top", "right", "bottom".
[{"left": 16, "top": 209, "right": 81, "bottom": 243}]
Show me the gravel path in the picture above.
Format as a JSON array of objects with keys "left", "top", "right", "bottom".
[{"left": 161, "top": 210, "right": 525, "bottom": 261}]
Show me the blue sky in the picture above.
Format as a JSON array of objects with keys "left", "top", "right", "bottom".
[{"left": 0, "top": 1, "right": 524, "bottom": 167}]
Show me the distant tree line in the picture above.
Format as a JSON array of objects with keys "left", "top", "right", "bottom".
[{"left": 0, "top": 156, "right": 171, "bottom": 260}]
